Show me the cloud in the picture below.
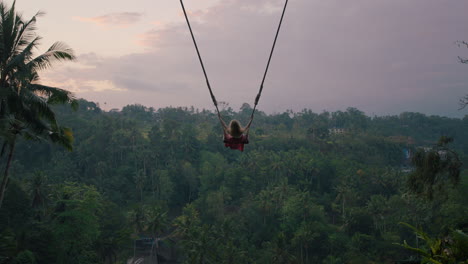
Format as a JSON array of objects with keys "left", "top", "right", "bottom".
[
  {"left": 82, "top": 80, "right": 126, "bottom": 92},
  {"left": 74, "top": 12, "right": 143, "bottom": 28},
  {"left": 47, "top": 0, "right": 468, "bottom": 117},
  {"left": 40, "top": 75, "right": 126, "bottom": 93}
]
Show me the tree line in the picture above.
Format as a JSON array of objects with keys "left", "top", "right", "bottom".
[{"left": 1, "top": 99, "right": 467, "bottom": 263}]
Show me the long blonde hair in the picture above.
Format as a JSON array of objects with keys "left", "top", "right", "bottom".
[{"left": 228, "top": 119, "right": 244, "bottom": 138}]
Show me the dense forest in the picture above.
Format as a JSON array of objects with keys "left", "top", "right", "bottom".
[{"left": 0, "top": 99, "right": 467, "bottom": 264}]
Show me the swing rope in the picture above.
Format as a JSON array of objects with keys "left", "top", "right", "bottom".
[
  {"left": 250, "top": 0, "right": 289, "bottom": 120},
  {"left": 179, "top": 0, "right": 220, "bottom": 116},
  {"left": 179, "top": 0, "right": 289, "bottom": 122}
]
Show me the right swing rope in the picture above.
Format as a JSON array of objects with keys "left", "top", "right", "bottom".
[{"left": 250, "top": 0, "right": 290, "bottom": 121}]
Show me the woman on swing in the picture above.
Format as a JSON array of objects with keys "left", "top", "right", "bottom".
[
  {"left": 180, "top": 0, "right": 288, "bottom": 152},
  {"left": 218, "top": 113, "right": 252, "bottom": 152}
]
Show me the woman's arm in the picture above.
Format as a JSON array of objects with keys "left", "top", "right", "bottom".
[
  {"left": 218, "top": 113, "right": 228, "bottom": 132},
  {"left": 244, "top": 117, "right": 253, "bottom": 133}
]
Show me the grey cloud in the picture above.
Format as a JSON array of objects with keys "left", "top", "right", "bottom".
[
  {"left": 76, "top": 53, "right": 104, "bottom": 66},
  {"left": 55, "top": 0, "right": 468, "bottom": 116},
  {"left": 76, "top": 12, "right": 143, "bottom": 27},
  {"left": 114, "top": 75, "right": 189, "bottom": 93}
]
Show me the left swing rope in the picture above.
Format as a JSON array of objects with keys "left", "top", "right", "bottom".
[{"left": 179, "top": 0, "right": 220, "bottom": 116}]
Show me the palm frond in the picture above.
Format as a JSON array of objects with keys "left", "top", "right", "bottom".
[
  {"left": 13, "top": 11, "right": 44, "bottom": 53},
  {"left": 6, "top": 36, "right": 41, "bottom": 70},
  {"left": 18, "top": 110, "right": 51, "bottom": 135},
  {"left": 21, "top": 130, "right": 44, "bottom": 141},
  {"left": 28, "top": 83, "right": 77, "bottom": 107},
  {"left": 2, "top": 36, "right": 41, "bottom": 92},
  {"left": 46, "top": 41, "right": 75, "bottom": 59},
  {"left": 1, "top": 0, "right": 43, "bottom": 55},
  {"left": 1, "top": 1, "right": 18, "bottom": 58},
  {"left": 28, "top": 41, "right": 75, "bottom": 71},
  {"left": 4, "top": 87, "right": 57, "bottom": 135},
  {"left": 49, "top": 125, "right": 74, "bottom": 151},
  {"left": 0, "top": 1, "right": 44, "bottom": 85},
  {"left": 0, "top": 3, "right": 9, "bottom": 62},
  {"left": 19, "top": 88, "right": 57, "bottom": 124}
]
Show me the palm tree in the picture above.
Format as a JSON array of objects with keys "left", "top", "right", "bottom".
[
  {"left": 270, "top": 152, "right": 283, "bottom": 180},
  {"left": 30, "top": 171, "right": 47, "bottom": 221},
  {"left": 145, "top": 205, "right": 168, "bottom": 264},
  {"left": 334, "top": 184, "right": 352, "bottom": 221},
  {"left": 129, "top": 205, "right": 146, "bottom": 235},
  {"left": 0, "top": 1, "right": 77, "bottom": 208}
]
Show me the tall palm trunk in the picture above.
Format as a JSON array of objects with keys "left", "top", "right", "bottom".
[
  {"left": 0, "top": 133, "right": 16, "bottom": 209},
  {"left": 0, "top": 141, "right": 7, "bottom": 157},
  {"left": 342, "top": 196, "right": 345, "bottom": 219},
  {"left": 150, "top": 236, "right": 159, "bottom": 264}
]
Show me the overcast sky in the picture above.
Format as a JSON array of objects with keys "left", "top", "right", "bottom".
[{"left": 8, "top": 0, "right": 468, "bottom": 117}]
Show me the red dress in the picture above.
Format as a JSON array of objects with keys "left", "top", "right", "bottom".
[{"left": 223, "top": 132, "right": 249, "bottom": 152}]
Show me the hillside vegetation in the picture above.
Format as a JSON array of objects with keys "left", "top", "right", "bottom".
[{"left": 1, "top": 100, "right": 467, "bottom": 264}]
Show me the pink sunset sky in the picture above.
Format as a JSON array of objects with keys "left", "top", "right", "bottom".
[{"left": 9, "top": 0, "right": 468, "bottom": 117}]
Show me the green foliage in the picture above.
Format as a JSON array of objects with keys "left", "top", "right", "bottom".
[
  {"left": 408, "top": 137, "right": 462, "bottom": 200},
  {"left": 174, "top": 204, "right": 216, "bottom": 264},
  {"left": 1, "top": 98, "right": 467, "bottom": 263},
  {"left": 0, "top": 179, "right": 32, "bottom": 230},
  {"left": 0, "top": 229, "right": 16, "bottom": 263},
  {"left": 11, "top": 251, "right": 36, "bottom": 264},
  {"left": 95, "top": 201, "right": 131, "bottom": 263},
  {"left": 51, "top": 183, "right": 102, "bottom": 264},
  {"left": 396, "top": 222, "right": 468, "bottom": 264}
]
